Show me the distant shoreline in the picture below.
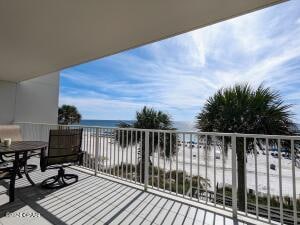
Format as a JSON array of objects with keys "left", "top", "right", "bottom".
[
  {"left": 80, "top": 119, "right": 300, "bottom": 133},
  {"left": 80, "top": 119, "right": 196, "bottom": 131}
]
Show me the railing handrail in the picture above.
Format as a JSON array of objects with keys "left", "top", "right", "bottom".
[{"left": 15, "top": 122, "right": 300, "bottom": 139}]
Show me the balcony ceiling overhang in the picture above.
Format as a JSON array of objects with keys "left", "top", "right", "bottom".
[{"left": 0, "top": 0, "right": 284, "bottom": 82}]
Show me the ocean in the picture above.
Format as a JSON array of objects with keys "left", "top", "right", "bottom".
[{"left": 80, "top": 120, "right": 196, "bottom": 131}]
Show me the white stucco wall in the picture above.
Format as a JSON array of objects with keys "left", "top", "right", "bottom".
[
  {"left": 0, "top": 81, "right": 17, "bottom": 123},
  {"left": 14, "top": 72, "right": 60, "bottom": 124},
  {"left": 0, "top": 72, "right": 59, "bottom": 124}
]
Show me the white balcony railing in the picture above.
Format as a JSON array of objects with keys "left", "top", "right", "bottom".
[{"left": 17, "top": 122, "right": 300, "bottom": 225}]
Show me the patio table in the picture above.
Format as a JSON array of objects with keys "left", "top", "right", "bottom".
[{"left": 0, "top": 141, "right": 47, "bottom": 202}]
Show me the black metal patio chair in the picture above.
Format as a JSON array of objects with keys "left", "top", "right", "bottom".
[{"left": 40, "top": 128, "right": 83, "bottom": 189}]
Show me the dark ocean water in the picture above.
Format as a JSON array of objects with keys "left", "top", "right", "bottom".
[
  {"left": 80, "top": 120, "right": 300, "bottom": 133},
  {"left": 80, "top": 120, "right": 196, "bottom": 131}
]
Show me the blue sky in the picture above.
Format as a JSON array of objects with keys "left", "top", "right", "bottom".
[{"left": 60, "top": 0, "right": 300, "bottom": 123}]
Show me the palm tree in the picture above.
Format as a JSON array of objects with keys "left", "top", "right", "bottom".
[
  {"left": 196, "top": 83, "right": 295, "bottom": 211},
  {"left": 117, "top": 106, "right": 177, "bottom": 182},
  {"left": 58, "top": 105, "right": 82, "bottom": 125}
]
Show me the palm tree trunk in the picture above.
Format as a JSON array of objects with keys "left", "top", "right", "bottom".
[{"left": 236, "top": 139, "right": 245, "bottom": 211}]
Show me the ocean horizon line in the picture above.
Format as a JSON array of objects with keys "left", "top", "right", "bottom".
[
  {"left": 80, "top": 119, "right": 196, "bottom": 131},
  {"left": 80, "top": 119, "right": 300, "bottom": 132}
]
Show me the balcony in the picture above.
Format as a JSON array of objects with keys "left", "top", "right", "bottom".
[
  {"left": 1, "top": 122, "right": 300, "bottom": 225},
  {"left": 0, "top": 157, "right": 249, "bottom": 225}
]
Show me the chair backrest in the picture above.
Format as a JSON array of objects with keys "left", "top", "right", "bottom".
[
  {"left": 0, "top": 125, "right": 22, "bottom": 142},
  {"left": 42, "top": 128, "right": 83, "bottom": 168}
]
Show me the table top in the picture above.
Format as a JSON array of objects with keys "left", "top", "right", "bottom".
[{"left": 0, "top": 141, "right": 48, "bottom": 154}]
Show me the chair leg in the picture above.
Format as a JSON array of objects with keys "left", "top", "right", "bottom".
[
  {"left": 41, "top": 167, "right": 78, "bottom": 189},
  {"left": 62, "top": 174, "right": 78, "bottom": 186},
  {"left": 24, "top": 163, "right": 35, "bottom": 186},
  {"left": 17, "top": 170, "right": 23, "bottom": 179},
  {"left": 41, "top": 175, "right": 61, "bottom": 188}
]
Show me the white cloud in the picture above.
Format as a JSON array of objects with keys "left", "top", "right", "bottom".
[{"left": 61, "top": 0, "right": 300, "bottom": 123}]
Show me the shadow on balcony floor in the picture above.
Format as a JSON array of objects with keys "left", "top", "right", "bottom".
[{"left": 0, "top": 159, "right": 249, "bottom": 225}]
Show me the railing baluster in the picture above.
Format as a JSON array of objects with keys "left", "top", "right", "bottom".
[
  {"left": 222, "top": 136, "right": 225, "bottom": 209},
  {"left": 106, "top": 128, "right": 109, "bottom": 174},
  {"left": 109, "top": 128, "right": 112, "bottom": 175},
  {"left": 278, "top": 138, "right": 283, "bottom": 224},
  {"left": 197, "top": 135, "right": 200, "bottom": 202},
  {"left": 87, "top": 127, "right": 90, "bottom": 169},
  {"left": 125, "top": 130, "right": 128, "bottom": 180},
  {"left": 140, "top": 131, "right": 142, "bottom": 184},
  {"left": 82, "top": 127, "right": 85, "bottom": 167},
  {"left": 117, "top": 130, "right": 120, "bottom": 178},
  {"left": 90, "top": 128, "right": 95, "bottom": 169},
  {"left": 163, "top": 132, "right": 166, "bottom": 191},
  {"left": 102, "top": 128, "right": 105, "bottom": 173},
  {"left": 130, "top": 130, "right": 133, "bottom": 182},
  {"left": 231, "top": 134, "right": 237, "bottom": 219},
  {"left": 152, "top": 131, "right": 154, "bottom": 188},
  {"left": 205, "top": 135, "right": 208, "bottom": 203},
  {"left": 190, "top": 133, "right": 193, "bottom": 200},
  {"left": 291, "top": 139, "right": 297, "bottom": 225},
  {"left": 92, "top": 128, "right": 95, "bottom": 170},
  {"left": 85, "top": 127, "right": 88, "bottom": 168},
  {"left": 135, "top": 130, "right": 138, "bottom": 184},
  {"left": 213, "top": 135, "right": 216, "bottom": 206},
  {"left": 158, "top": 131, "right": 160, "bottom": 189},
  {"left": 113, "top": 129, "right": 116, "bottom": 176},
  {"left": 92, "top": 127, "right": 95, "bottom": 170},
  {"left": 183, "top": 133, "right": 186, "bottom": 197},
  {"left": 144, "top": 131, "right": 149, "bottom": 191},
  {"left": 97, "top": 127, "right": 102, "bottom": 172},
  {"left": 84, "top": 127, "right": 87, "bottom": 168},
  {"left": 176, "top": 133, "right": 179, "bottom": 196},
  {"left": 90, "top": 127, "right": 93, "bottom": 169},
  {"left": 244, "top": 137, "right": 247, "bottom": 215},
  {"left": 94, "top": 128, "right": 99, "bottom": 175},
  {"left": 169, "top": 132, "right": 172, "bottom": 193},
  {"left": 121, "top": 129, "right": 124, "bottom": 179},
  {"left": 254, "top": 137, "right": 258, "bottom": 219},
  {"left": 266, "top": 138, "right": 270, "bottom": 223}
]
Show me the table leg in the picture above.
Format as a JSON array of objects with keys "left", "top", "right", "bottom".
[
  {"left": 23, "top": 152, "right": 35, "bottom": 186},
  {"left": 9, "top": 153, "right": 19, "bottom": 203}
]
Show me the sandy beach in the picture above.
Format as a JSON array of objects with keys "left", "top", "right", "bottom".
[{"left": 81, "top": 132, "right": 300, "bottom": 198}]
